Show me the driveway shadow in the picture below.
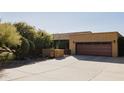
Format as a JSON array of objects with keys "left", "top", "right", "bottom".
[
  {"left": 55, "top": 55, "right": 69, "bottom": 60},
  {"left": 0, "top": 55, "right": 69, "bottom": 70},
  {"left": 0, "top": 58, "right": 48, "bottom": 69},
  {"left": 73, "top": 55, "right": 124, "bottom": 64},
  {"left": 0, "top": 69, "right": 5, "bottom": 79}
]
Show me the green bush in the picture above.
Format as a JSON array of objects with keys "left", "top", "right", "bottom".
[
  {"left": 35, "top": 31, "right": 53, "bottom": 49},
  {"left": 29, "top": 40, "right": 35, "bottom": 51},
  {"left": 16, "top": 37, "right": 30, "bottom": 59},
  {"left": 28, "top": 40, "right": 35, "bottom": 56},
  {"left": 14, "top": 22, "right": 37, "bottom": 41},
  {"left": 0, "top": 52, "right": 15, "bottom": 62},
  {"left": 0, "top": 22, "right": 53, "bottom": 60}
]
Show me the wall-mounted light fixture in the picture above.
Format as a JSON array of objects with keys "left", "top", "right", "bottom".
[{"left": 113, "top": 40, "right": 116, "bottom": 43}]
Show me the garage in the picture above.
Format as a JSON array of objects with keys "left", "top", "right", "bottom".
[
  {"left": 76, "top": 42, "right": 112, "bottom": 56},
  {"left": 54, "top": 32, "right": 119, "bottom": 57}
]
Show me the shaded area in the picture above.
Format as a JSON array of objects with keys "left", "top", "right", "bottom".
[
  {"left": 73, "top": 55, "right": 124, "bottom": 64},
  {"left": 55, "top": 55, "right": 68, "bottom": 60},
  {"left": 0, "top": 58, "right": 48, "bottom": 69},
  {"left": 54, "top": 40, "right": 69, "bottom": 49},
  {"left": 0, "top": 55, "right": 68, "bottom": 70},
  {"left": 0, "top": 69, "right": 5, "bottom": 79},
  {"left": 53, "top": 40, "right": 71, "bottom": 55},
  {"left": 118, "top": 37, "right": 124, "bottom": 56}
]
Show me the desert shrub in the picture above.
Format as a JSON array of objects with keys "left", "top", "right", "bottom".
[
  {"left": 29, "top": 40, "right": 35, "bottom": 51},
  {"left": 14, "top": 22, "right": 37, "bottom": 41},
  {"left": 16, "top": 37, "right": 30, "bottom": 59},
  {"left": 0, "top": 23, "right": 21, "bottom": 48},
  {"left": 28, "top": 40, "right": 35, "bottom": 56},
  {"left": 14, "top": 22, "right": 53, "bottom": 57},
  {"left": 0, "top": 52, "right": 15, "bottom": 62},
  {"left": 35, "top": 30, "right": 53, "bottom": 49},
  {"left": 34, "top": 30, "right": 53, "bottom": 56}
]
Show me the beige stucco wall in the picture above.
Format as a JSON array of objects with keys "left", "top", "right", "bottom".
[
  {"left": 53, "top": 33, "right": 70, "bottom": 40},
  {"left": 69, "top": 32, "right": 119, "bottom": 57},
  {"left": 53, "top": 31, "right": 92, "bottom": 40}
]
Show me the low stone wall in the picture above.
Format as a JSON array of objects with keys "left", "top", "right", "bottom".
[{"left": 42, "top": 49, "right": 64, "bottom": 58}]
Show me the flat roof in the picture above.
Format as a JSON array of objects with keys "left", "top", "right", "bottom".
[
  {"left": 69, "top": 31, "right": 122, "bottom": 36},
  {"left": 53, "top": 31, "right": 92, "bottom": 35},
  {"left": 53, "top": 31, "right": 123, "bottom": 40},
  {"left": 53, "top": 31, "right": 122, "bottom": 35}
]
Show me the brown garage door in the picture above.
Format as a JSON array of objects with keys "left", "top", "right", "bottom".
[{"left": 76, "top": 42, "right": 112, "bottom": 56}]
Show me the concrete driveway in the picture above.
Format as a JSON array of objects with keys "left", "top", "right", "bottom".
[{"left": 1, "top": 55, "right": 124, "bottom": 81}]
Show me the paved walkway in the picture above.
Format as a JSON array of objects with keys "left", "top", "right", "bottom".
[{"left": 1, "top": 56, "right": 124, "bottom": 81}]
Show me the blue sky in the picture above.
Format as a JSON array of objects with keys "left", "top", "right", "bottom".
[{"left": 0, "top": 12, "right": 124, "bottom": 35}]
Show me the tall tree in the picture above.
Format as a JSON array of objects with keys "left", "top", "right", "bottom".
[
  {"left": 35, "top": 30, "right": 53, "bottom": 49},
  {"left": 14, "top": 22, "right": 37, "bottom": 41}
]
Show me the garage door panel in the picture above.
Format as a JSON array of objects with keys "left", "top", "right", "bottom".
[{"left": 76, "top": 42, "right": 112, "bottom": 56}]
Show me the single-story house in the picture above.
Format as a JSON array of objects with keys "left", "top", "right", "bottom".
[{"left": 53, "top": 31, "right": 124, "bottom": 57}]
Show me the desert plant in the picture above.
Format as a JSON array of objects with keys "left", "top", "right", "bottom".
[
  {"left": 14, "top": 22, "right": 37, "bottom": 41},
  {"left": 16, "top": 37, "right": 30, "bottom": 59},
  {"left": 28, "top": 40, "right": 35, "bottom": 56},
  {"left": 35, "top": 30, "right": 53, "bottom": 49},
  {"left": 0, "top": 52, "right": 15, "bottom": 62},
  {"left": 0, "top": 23, "right": 21, "bottom": 48},
  {"left": 33, "top": 30, "right": 53, "bottom": 56}
]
